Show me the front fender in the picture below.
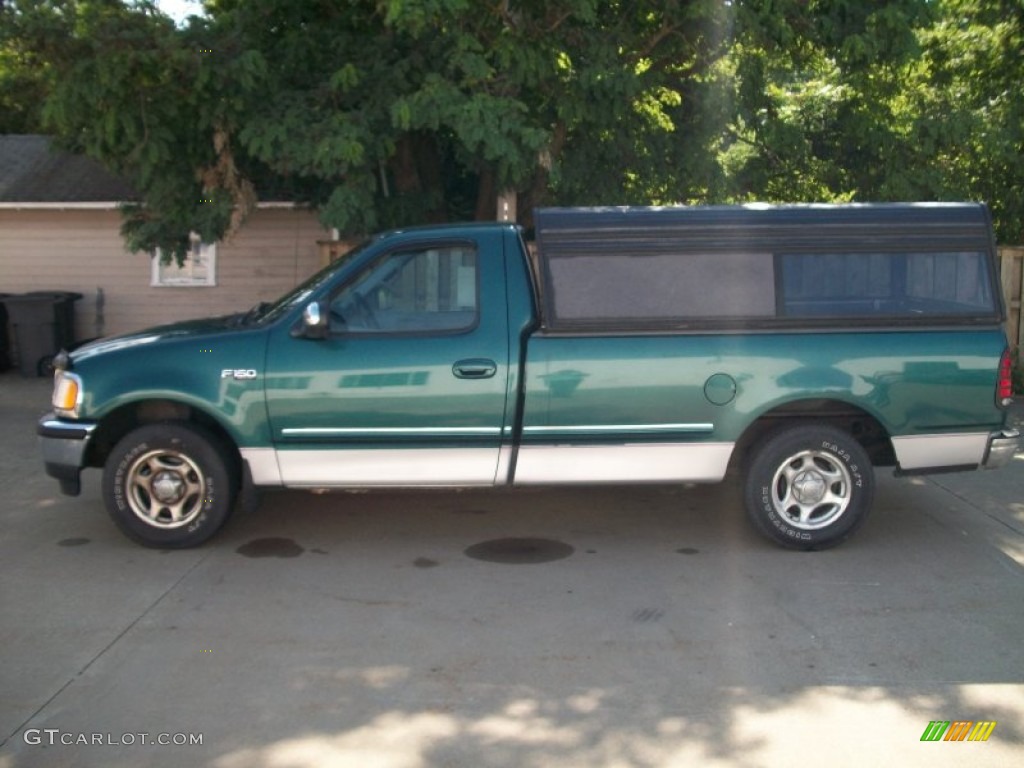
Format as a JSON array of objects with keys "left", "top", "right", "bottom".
[{"left": 73, "top": 330, "right": 272, "bottom": 446}]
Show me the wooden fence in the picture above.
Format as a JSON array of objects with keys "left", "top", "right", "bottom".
[{"left": 1001, "top": 247, "right": 1024, "bottom": 349}]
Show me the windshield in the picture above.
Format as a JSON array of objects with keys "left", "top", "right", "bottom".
[{"left": 253, "top": 237, "right": 376, "bottom": 325}]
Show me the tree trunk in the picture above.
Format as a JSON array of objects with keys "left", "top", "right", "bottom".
[
  {"left": 520, "top": 120, "right": 568, "bottom": 230},
  {"left": 474, "top": 166, "right": 496, "bottom": 221},
  {"left": 413, "top": 133, "right": 447, "bottom": 222},
  {"left": 391, "top": 134, "right": 420, "bottom": 195}
]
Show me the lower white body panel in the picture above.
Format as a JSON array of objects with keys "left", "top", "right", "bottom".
[
  {"left": 242, "top": 441, "right": 736, "bottom": 487},
  {"left": 235, "top": 431, "right": 1004, "bottom": 490},
  {"left": 891, "top": 432, "right": 988, "bottom": 470},
  {"left": 512, "top": 442, "right": 735, "bottom": 484},
  {"left": 243, "top": 447, "right": 500, "bottom": 487}
]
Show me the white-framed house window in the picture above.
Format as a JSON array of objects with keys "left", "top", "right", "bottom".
[{"left": 151, "top": 232, "right": 217, "bottom": 287}]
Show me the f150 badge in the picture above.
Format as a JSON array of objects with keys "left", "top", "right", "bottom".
[{"left": 221, "top": 369, "right": 258, "bottom": 380}]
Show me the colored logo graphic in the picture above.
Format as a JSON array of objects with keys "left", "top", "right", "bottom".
[{"left": 920, "top": 721, "right": 997, "bottom": 742}]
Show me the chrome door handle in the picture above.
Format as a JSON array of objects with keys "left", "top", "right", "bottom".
[{"left": 453, "top": 359, "right": 497, "bottom": 379}]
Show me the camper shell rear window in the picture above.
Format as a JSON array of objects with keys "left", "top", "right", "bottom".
[{"left": 533, "top": 204, "right": 1001, "bottom": 331}]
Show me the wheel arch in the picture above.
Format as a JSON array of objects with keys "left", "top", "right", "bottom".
[
  {"left": 731, "top": 398, "right": 896, "bottom": 471},
  {"left": 85, "top": 398, "right": 242, "bottom": 481}
]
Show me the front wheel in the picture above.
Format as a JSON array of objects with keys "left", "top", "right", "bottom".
[
  {"left": 103, "top": 423, "right": 237, "bottom": 548},
  {"left": 743, "top": 425, "right": 874, "bottom": 550}
]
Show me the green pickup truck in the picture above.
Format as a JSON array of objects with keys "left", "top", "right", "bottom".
[{"left": 38, "top": 203, "right": 1020, "bottom": 550}]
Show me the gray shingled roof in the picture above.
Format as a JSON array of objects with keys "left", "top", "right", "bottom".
[{"left": 0, "top": 135, "right": 137, "bottom": 203}]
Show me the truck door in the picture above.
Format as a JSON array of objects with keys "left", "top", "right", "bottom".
[{"left": 264, "top": 234, "right": 510, "bottom": 486}]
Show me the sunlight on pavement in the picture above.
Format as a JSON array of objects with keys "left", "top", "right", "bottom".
[{"left": 211, "top": 685, "right": 1024, "bottom": 768}]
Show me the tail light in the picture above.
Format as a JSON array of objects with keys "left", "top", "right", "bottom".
[{"left": 997, "top": 348, "right": 1014, "bottom": 407}]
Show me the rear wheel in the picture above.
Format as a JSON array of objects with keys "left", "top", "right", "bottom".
[
  {"left": 744, "top": 424, "right": 874, "bottom": 550},
  {"left": 103, "top": 423, "right": 236, "bottom": 548}
]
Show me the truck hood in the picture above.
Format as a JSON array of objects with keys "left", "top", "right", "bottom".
[{"left": 68, "top": 313, "right": 250, "bottom": 365}]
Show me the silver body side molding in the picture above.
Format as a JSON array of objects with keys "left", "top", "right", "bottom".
[
  {"left": 280, "top": 427, "right": 502, "bottom": 437},
  {"left": 522, "top": 423, "right": 714, "bottom": 436}
]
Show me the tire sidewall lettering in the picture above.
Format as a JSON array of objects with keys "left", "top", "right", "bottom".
[
  {"left": 187, "top": 510, "right": 208, "bottom": 534},
  {"left": 112, "top": 441, "right": 149, "bottom": 513},
  {"left": 188, "top": 474, "right": 216, "bottom": 533},
  {"left": 821, "top": 439, "right": 865, "bottom": 485}
]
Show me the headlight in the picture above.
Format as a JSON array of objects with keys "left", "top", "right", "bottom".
[{"left": 52, "top": 371, "right": 83, "bottom": 418}]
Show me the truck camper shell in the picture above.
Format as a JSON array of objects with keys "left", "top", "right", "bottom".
[{"left": 533, "top": 203, "right": 1002, "bottom": 332}]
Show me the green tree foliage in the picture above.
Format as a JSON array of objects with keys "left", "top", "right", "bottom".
[
  {"left": 721, "top": 0, "right": 1023, "bottom": 242},
  {"left": 910, "top": 0, "right": 1024, "bottom": 243},
  {"left": 1, "top": 0, "right": 263, "bottom": 261},
  {"left": 721, "top": 0, "right": 935, "bottom": 202},
  {"left": 0, "top": 13, "right": 45, "bottom": 134},
  {"left": 2, "top": 0, "right": 1021, "bottom": 251}
]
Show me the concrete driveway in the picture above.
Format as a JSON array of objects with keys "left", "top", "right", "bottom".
[{"left": 1, "top": 373, "right": 1022, "bottom": 768}]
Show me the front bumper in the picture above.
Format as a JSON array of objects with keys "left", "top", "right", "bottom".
[
  {"left": 982, "top": 428, "right": 1020, "bottom": 469},
  {"left": 38, "top": 413, "right": 98, "bottom": 496}
]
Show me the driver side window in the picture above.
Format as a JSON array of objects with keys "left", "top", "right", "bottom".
[{"left": 329, "top": 244, "right": 478, "bottom": 334}]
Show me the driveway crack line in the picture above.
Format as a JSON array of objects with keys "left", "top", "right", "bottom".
[
  {"left": 1, "top": 551, "right": 212, "bottom": 747},
  {"left": 925, "top": 476, "right": 1024, "bottom": 538}
]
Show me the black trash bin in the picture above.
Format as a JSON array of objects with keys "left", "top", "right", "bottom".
[
  {"left": 26, "top": 290, "right": 82, "bottom": 352},
  {"left": 3, "top": 294, "right": 59, "bottom": 376},
  {"left": 0, "top": 293, "right": 11, "bottom": 372},
  {"left": 2, "top": 291, "right": 82, "bottom": 377}
]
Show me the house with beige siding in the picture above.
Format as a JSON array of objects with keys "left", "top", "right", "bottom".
[{"left": 0, "top": 135, "right": 333, "bottom": 348}]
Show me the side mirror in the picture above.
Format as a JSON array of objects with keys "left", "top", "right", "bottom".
[{"left": 296, "top": 301, "right": 329, "bottom": 339}]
